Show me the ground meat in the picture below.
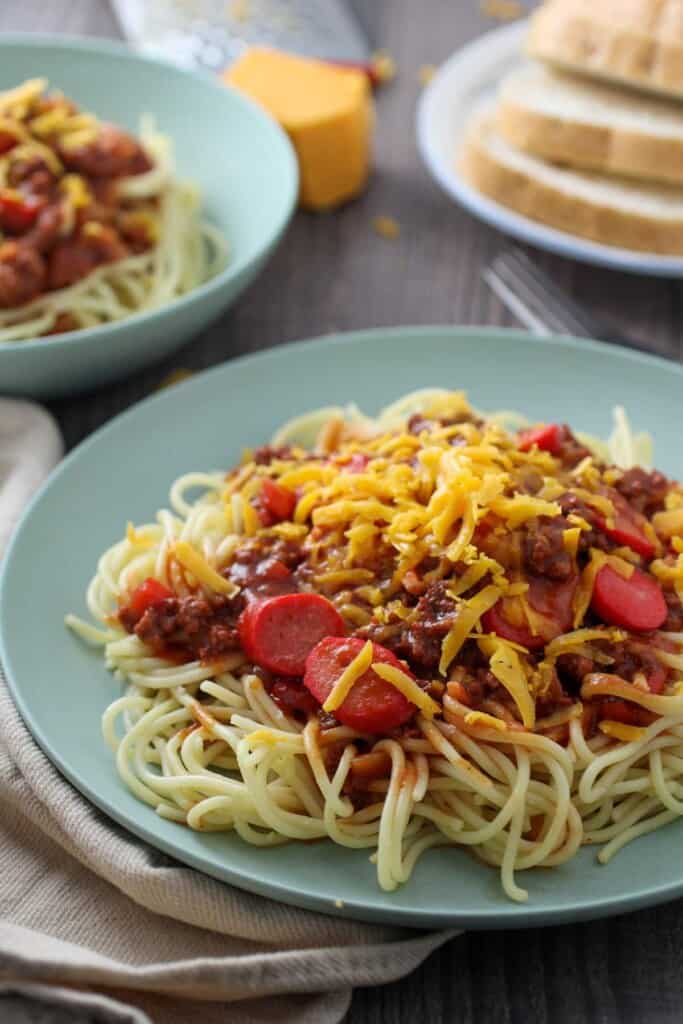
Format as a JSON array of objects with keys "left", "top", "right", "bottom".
[
  {"left": 117, "top": 211, "right": 155, "bottom": 253},
  {"left": 231, "top": 536, "right": 304, "bottom": 595},
  {"left": 317, "top": 708, "right": 340, "bottom": 730},
  {"left": 357, "top": 581, "right": 457, "bottom": 672},
  {"left": 47, "top": 224, "right": 128, "bottom": 289},
  {"left": 615, "top": 467, "right": 670, "bottom": 517},
  {"left": 0, "top": 241, "right": 46, "bottom": 307},
  {"left": 59, "top": 124, "right": 151, "bottom": 178},
  {"left": 595, "top": 641, "right": 665, "bottom": 688},
  {"left": 90, "top": 179, "right": 120, "bottom": 207},
  {"left": 535, "top": 669, "right": 572, "bottom": 714},
  {"left": 7, "top": 155, "right": 56, "bottom": 196},
  {"left": 403, "top": 582, "right": 457, "bottom": 671},
  {"left": 663, "top": 589, "right": 683, "bottom": 632},
  {"left": 407, "top": 414, "right": 437, "bottom": 436},
  {"left": 459, "top": 668, "right": 497, "bottom": 707},
  {"left": 251, "top": 445, "right": 295, "bottom": 466},
  {"left": 407, "top": 409, "right": 481, "bottom": 436},
  {"left": 557, "top": 492, "right": 609, "bottom": 553},
  {"left": 555, "top": 425, "right": 591, "bottom": 468},
  {"left": 523, "top": 518, "right": 573, "bottom": 581},
  {"left": 131, "top": 594, "right": 242, "bottom": 662},
  {"left": 266, "top": 676, "right": 319, "bottom": 719},
  {"left": 607, "top": 644, "right": 643, "bottom": 682},
  {"left": 44, "top": 312, "right": 78, "bottom": 335},
  {"left": 76, "top": 201, "right": 118, "bottom": 230},
  {"left": 556, "top": 653, "right": 594, "bottom": 695},
  {"left": 23, "top": 204, "right": 63, "bottom": 253},
  {"left": 514, "top": 466, "right": 544, "bottom": 495}
]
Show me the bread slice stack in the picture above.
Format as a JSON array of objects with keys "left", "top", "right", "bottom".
[{"left": 461, "top": 0, "right": 683, "bottom": 253}]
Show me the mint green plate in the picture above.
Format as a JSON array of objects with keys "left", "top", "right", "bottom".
[
  {"left": 3, "top": 326, "right": 683, "bottom": 927},
  {"left": 0, "top": 36, "right": 298, "bottom": 398}
]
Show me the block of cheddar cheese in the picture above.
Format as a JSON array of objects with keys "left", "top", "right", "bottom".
[{"left": 224, "top": 48, "right": 374, "bottom": 211}]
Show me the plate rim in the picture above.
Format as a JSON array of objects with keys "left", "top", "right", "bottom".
[
  {"left": 415, "top": 20, "right": 683, "bottom": 278},
  {"left": 5, "top": 324, "right": 683, "bottom": 928},
  {"left": 0, "top": 32, "right": 299, "bottom": 354}
]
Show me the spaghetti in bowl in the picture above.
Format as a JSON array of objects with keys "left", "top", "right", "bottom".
[
  {"left": 0, "top": 36, "right": 297, "bottom": 396},
  {"left": 0, "top": 78, "right": 225, "bottom": 341},
  {"left": 67, "top": 387, "right": 683, "bottom": 904}
]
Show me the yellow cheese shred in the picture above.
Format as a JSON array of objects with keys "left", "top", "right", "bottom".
[
  {"left": 562, "top": 527, "right": 581, "bottom": 557},
  {"left": 489, "top": 495, "right": 561, "bottom": 528},
  {"left": 0, "top": 78, "right": 46, "bottom": 113},
  {"left": 439, "top": 584, "right": 502, "bottom": 675},
  {"left": 572, "top": 550, "right": 608, "bottom": 628},
  {"left": 545, "top": 628, "right": 626, "bottom": 659},
  {"left": 323, "top": 640, "right": 374, "bottom": 712},
  {"left": 448, "top": 556, "right": 503, "bottom": 597},
  {"left": 372, "top": 662, "right": 440, "bottom": 718},
  {"left": 126, "top": 522, "right": 155, "bottom": 548},
  {"left": 464, "top": 711, "right": 508, "bottom": 732},
  {"left": 173, "top": 541, "right": 239, "bottom": 597},
  {"left": 479, "top": 636, "right": 535, "bottom": 729},
  {"left": 599, "top": 722, "right": 647, "bottom": 743},
  {"left": 246, "top": 728, "right": 288, "bottom": 747}
]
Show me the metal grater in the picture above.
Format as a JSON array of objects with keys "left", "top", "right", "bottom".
[{"left": 110, "top": 0, "right": 371, "bottom": 73}]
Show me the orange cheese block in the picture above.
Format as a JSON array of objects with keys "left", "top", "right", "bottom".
[{"left": 224, "top": 48, "right": 374, "bottom": 211}]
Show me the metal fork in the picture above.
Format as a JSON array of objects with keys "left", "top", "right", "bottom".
[{"left": 483, "top": 248, "right": 648, "bottom": 353}]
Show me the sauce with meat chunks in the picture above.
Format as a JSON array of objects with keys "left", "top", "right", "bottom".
[
  {"left": 115, "top": 401, "right": 683, "bottom": 740},
  {"left": 0, "top": 79, "right": 155, "bottom": 320}
]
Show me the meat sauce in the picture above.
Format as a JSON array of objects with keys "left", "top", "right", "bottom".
[
  {"left": 117, "top": 423, "right": 680, "bottom": 734},
  {"left": 0, "top": 82, "right": 154, "bottom": 314},
  {"left": 119, "top": 537, "right": 304, "bottom": 661}
]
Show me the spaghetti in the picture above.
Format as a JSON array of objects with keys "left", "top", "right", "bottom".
[
  {"left": 0, "top": 79, "right": 226, "bottom": 341},
  {"left": 67, "top": 390, "right": 683, "bottom": 901}
]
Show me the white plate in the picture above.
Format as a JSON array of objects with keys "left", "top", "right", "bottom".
[{"left": 416, "top": 20, "right": 683, "bottom": 278}]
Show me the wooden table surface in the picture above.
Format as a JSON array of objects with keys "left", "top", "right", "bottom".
[{"left": 3, "top": 2, "right": 683, "bottom": 1022}]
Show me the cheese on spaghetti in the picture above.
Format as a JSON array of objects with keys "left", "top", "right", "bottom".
[
  {"left": 173, "top": 541, "right": 238, "bottom": 597},
  {"left": 371, "top": 662, "right": 440, "bottom": 717}
]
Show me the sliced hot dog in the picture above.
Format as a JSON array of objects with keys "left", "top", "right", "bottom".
[
  {"left": 481, "top": 601, "right": 544, "bottom": 650},
  {"left": 482, "top": 576, "right": 577, "bottom": 650},
  {"left": 304, "top": 636, "right": 416, "bottom": 732},
  {"left": 238, "top": 592, "right": 345, "bottom": 676},
  {"left": 596, "top": 493, "right": 655, "bottom": 560},
  {"left": 591, "top": 565, "right": 667, "bottom": 632}
]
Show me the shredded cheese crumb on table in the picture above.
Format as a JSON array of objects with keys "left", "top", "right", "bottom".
[
  {"left": 480, "top": 0, "right": 524, "bottom": 20},
  {"left": 372, "top": 216, "right": 401, "bottom": 241},
  {"left": 372, "top": 50, "right": 397, "bottom": 84}
]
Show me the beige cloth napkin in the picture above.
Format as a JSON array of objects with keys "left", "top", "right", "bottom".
[
  {"left": 0, "top": 402, "right": 457, "bottom": 1023},
  {"left": 0, "top": 398, "right": 63, "bottom": 556}
]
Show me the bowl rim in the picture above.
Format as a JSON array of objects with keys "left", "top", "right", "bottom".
[{"left": 0, "top": 33, "right": 299, "bottom": 354}]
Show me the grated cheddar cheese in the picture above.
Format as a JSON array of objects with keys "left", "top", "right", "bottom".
[{"left": 173, "top": 541, "right": 239, "bottom": 597}]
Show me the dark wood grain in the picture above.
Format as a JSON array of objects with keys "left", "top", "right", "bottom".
[{"left": 3, "top": 2, "right": 683, "bottom": 1023}]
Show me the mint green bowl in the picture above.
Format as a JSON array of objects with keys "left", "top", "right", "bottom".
[{"left": 0, "top": 36, "right": 298, "bottom": 398}]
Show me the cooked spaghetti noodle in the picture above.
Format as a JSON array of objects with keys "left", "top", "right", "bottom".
[
  {"left": 0, "top": 78, "right": 226, "bottom": 341},
  {"left": 67, "top": 390, "right": 683, "bottom": 901}
]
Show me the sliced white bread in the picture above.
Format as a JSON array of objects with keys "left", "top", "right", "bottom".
[
  {"left": 497, "top": 64, "right": 683, "bottom": 186},
  {"left": 461, "top": 111, "right": 683, "bottom": 254},
  {"left": 527, "top": 0, "right": 683, "bottom": 101}
]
